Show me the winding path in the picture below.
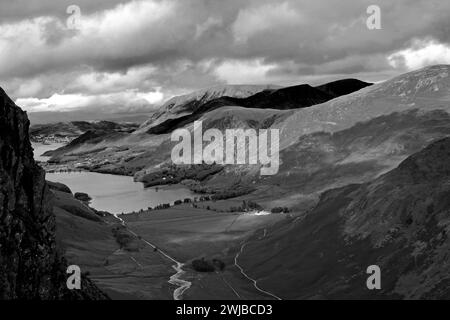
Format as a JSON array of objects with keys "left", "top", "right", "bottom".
[{"left": 114, "top": 215, "right": 191, "bottom": 300}]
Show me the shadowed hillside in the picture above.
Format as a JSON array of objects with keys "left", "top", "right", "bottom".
[
  {"left": 137, "top": 85, "right": 280, "bottom": 134},
  {"left": 238, "top": 137, "right": 450, "bottom": 299}
]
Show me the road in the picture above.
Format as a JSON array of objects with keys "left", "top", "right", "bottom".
[
  {"left": 115, "top": 215, "right": 281, "bottom": 300},
  {"left": 234, "top": 228, "right": 282, "bottom": 300}
]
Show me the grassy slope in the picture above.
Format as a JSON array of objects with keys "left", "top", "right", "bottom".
[
  {"left": 236, "top": 138, "right": 450, "bottom": 299},
  {"left": 52, "top": 187, "right": 175, "bottom": 299}
]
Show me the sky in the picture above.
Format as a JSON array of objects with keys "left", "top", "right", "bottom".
[{"left": 0, "top": 0, "right": 449, "bottom": 115}]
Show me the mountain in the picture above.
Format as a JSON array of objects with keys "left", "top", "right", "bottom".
[
  {"left": 265, "top": 108, "right": 450, "bottom": 198},
  {"left": 30, "top": 121, "right": 139, "bottom": 142},
  {"left": 140, "top": 80, "right": 372, "bottom": 134},
  {"left": 42, "top": 66, "right": 449, "bottom": 207},
  {"left": 237, "top": 137, "right": 450, "bottom": 299},
  {"left": 0, "top": 87, "right": 107, "bottom": 299},
  {"left": 137, "top": 85, "right": 279, "bottom": 134},
  {"left": 43, "top": 77, "right": 374, "bottom": 160},
  {"left": 276, "top": 65, "right": 450, "bottom": 149},
  {"left": 229, "top": 84, "right": 335, "bottom": 110},
  {"left": 315, "top": 78, "right": 373, "bottom": 96},
  {"left": 239, "top": 79, "right": 372, "bottom": 111},
  {"left": 245, "top": 65, "right": 450, "bottom": 211},
  {"left": 43, "top": 129, "right": 129, "bottom": 158}
]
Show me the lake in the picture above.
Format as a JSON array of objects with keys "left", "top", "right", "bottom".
[
  {"left": 46, "top": 172, "right": 196, "bottom": 214},
  {"left": 32, "top": 142, "right": 66, "bottom": 162},
  {"left": 32, "top": 142, "right": 196, "bottom": 214}
]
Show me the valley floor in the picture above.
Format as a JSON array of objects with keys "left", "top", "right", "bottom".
[{"left": 56, "top": 199, "right": 289, "bottom": 300}]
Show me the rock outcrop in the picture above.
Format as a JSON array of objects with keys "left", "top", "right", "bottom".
[{"left": 0, "top": 87, "right": 107, "bottom": 299}]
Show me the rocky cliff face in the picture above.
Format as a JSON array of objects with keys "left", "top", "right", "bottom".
[{"left": 0, "top": 87, "right": 106, "bottom": 299}]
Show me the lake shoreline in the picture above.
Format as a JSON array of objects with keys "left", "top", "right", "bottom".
[{"left": 46, "top": 171, "right": 197, "bottom": 214}]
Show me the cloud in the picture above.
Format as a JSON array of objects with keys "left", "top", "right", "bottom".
[
  {"left": 388, "top": 39, "right": 450, "bottom": 70},
  {"left": 0, "top": 0, "right": 449, "bottom": 116},
  {"left": 15, "top": 79, "right": 44, "bottom": 97},
  {"left": 0, "top": 0, "right": 177, "bottom": 78},
  {"left": 195, "top": 17, "right": 223, "bottom": 40},
  {"left": 214, "top": 59, "right": 277, "bottom": 84},
  {"left": 17, "top": 89, "right": 164, "bottom": 113},
  {"left": 232, "top": 2, "right": 304, "bottom": 43}
]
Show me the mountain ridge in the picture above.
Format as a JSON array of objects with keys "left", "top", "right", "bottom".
[
  {"left": 276, "top": 65, "right": 450, "bottom": 150},
  {"left": 141, "top": 79, "right": 372, "bottom": 134},
  {"left": 238, "top": 137, "right": 450, "bottom": 299},
  {"left": 137, "top": 84, "right": 280, "bottom": 134}
]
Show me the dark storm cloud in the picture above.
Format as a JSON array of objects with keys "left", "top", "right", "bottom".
[{"left": 0, "top": 0, "right": 449, "bottom": 112}]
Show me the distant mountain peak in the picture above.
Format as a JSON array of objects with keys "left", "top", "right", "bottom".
[
  {"left": 315, "top": 78, "right": 373, "bottom": 97},
  {"left": 137, "top": 84, "right": 280, "bottom": 133},
  {"left": 137, "top": 79, "right": 372, "bottom": 134},
  {"left": 162, "top": 84, "right": 280, "bottom": 110},
  {"left": 278, "top": 64, "right": 450, "bottom": 149}
]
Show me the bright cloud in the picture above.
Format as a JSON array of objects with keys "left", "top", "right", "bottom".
[
  {"left": 214, "top": 59, "right": 277, "bottom": 84},
  {"left": 388, "top": 39, "right": 450, "bottom": 70},
  {"left": 17, "top": 89, "right": 164, "bottom": 113}
]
